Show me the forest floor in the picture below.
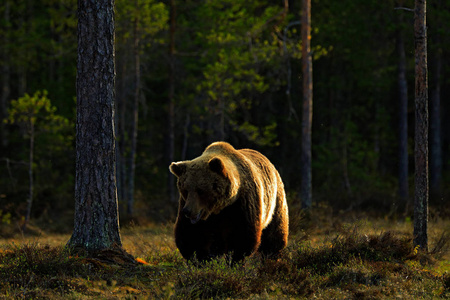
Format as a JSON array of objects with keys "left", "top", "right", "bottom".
[{"left": 0, "top": 209, "right": 449, "bottom": 299}]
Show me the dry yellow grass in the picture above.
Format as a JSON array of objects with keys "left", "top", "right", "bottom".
[
  {"left": 0, "top": 217, "right": 448, "bottom": 261},
  {"left": 0, "top": 215, "right": 448, "bottom": 299}
]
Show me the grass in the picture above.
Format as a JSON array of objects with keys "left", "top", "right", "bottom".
[{"left": 0, "top": 212, "right": 449, "bottom": 299}]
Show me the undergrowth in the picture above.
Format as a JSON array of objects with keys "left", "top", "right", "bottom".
[{"left": 0, "top": 220, "right": 449, "bottom": 299}]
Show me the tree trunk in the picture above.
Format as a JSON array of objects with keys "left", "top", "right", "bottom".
[
  {"left": 1, "top": 0, "right": 11, "bottom": 148},
  {"left": 182, "top": 113, "right": 190, "bottom": 161},
  {"left": 168, "top": 0, "right": 176, "bottom": 203},
  {"left": 18, "top": 2, "right": 27, "bottom": 97},
  {"left": 397, "top": 13, "right": 409, "bottom": 211},
  {"left": 301, "top": 0, "right": 313, "bottom": 209},
  {"left": 68, "top": 0, "right": 122, "bottom": 251},
  {"left": 413, "top": 0, "right": 428, "bottom": 251},
  {"left": 342, "top": 135, "right": 353, "bottom": 199},
  {"left": 23, "top": 123, "right": 34, "bottom": 232},
  {"left": 429, "top": 42, "right": 442, "bottom": 196},
  {"left": 126, "top": 2, "right": 140, "bottom": 217}
]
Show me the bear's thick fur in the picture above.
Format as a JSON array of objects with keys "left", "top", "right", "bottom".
[{"left": 169, "top": 141, "right": 288, "bottom": 261}]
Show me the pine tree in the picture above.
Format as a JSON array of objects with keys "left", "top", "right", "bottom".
[
  {"left": 413, "top": 0, "right": 428, "bottom": 251},
  {"left": 68, "top": 0, "right": 122, "bottom": 252},
  {"left": 301, "top": 0, "right": 313, "bottom": 209}
]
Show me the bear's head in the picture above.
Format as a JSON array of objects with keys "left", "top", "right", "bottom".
[{"left": 169, "top": 156, "right": 240, "bottom": 224}]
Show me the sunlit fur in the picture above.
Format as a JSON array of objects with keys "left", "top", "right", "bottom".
[{"left": 169, "top": 141, "right": 289, "bottom": 262}]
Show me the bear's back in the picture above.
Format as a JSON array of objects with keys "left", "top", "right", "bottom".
[{"left": 205, "top": 142, "right": 277, "bottom": 179}]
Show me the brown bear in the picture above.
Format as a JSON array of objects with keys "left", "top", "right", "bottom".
[{"left": 169, "top": 141, "right": 288, "bottom": 261}]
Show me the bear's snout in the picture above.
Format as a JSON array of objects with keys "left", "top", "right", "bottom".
[
  {"left": 181, "top": 206, "right": 191, "bottom": 219},
  {"left": 182, "top": 206, "right": 203, "bottom": 224}
]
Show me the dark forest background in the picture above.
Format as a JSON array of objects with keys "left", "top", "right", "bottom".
[{"left": 0, "top": 0, "right": 449, "bottom": 229}]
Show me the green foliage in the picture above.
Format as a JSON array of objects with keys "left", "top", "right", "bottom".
[
  {"left": 229, "top": 120, "right": 279, "bottom": 146},
  {"left": 187, "top": 0, "right": 290, "bottom": 144},
  {"left": 0, "top": 210, "right": 11, "bottom": 225},
  {"left": 5, "top": 91, "right": 69, "bottom": 135},
  {"left": 1, "top": 0, "right": 450, "bottom": 220},
  {"left": 3, "top": 91, "right": 73, "bottom": 219},
  {"left": 116, "top": 0, "right": 168, "bottom": 46},
  {"left": 5, "top": 90, "right": 73, "bottom": 170}
]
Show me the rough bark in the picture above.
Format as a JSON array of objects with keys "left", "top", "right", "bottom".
[
  {"left": 413, "top": 0, "right": 428, "bottom": 251},
  {"left": 68, "top": 0, "right": 122, "bottom": 251},
  {"left": 301, "top": 0, "right": 313, "bottom": 209},
  {"left": 397, "top": 13, "right": 409, "bottom": 210}
]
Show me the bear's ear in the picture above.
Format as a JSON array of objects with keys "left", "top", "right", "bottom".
[
  {"left": 169, "top": 162, "right": 186, "bottom": 177},
  {"left": 209, "top": 157, "right": 227, "bottom": 177}
]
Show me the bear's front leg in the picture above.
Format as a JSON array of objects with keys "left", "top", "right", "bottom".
[
  {"left": 227, "top": 223, "right": 261, "bottom": 262},
  {"left": 175, "top": 217, "right": 225, "bottom": 261}
]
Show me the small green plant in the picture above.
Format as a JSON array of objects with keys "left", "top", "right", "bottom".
[
  {"left": 4, "top": 90, "right": 70, "bottom": 231},
  {"left": 0, "top": 209, "right": 11, "bottom": 225}
]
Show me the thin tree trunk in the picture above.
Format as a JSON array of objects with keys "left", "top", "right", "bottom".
[
  {"left": 429, "top": 42, "right": 442, "bottom": 196},
  {"left": 18, "top": 2, "right": 27, "bottom": 97},
  {"left": 413, "top": 0, "right": 428, "bottom": 251},
  {"left": 397, "top": 13, "right": 409, "bottom": 211},
  {"left": 182, "top": 113, "right": 190, "bottom": 161},
  {"left": 1, "top": 0, "right": 11, "bottom": 148},
  {"left": 127, "top": 3, "right": 140, "bottom": 217},
  {"left": 301, "top": 0, "right": 313, "bottom": 209},
  {"left": 342, "top": 137, "right": 353, "bottom": 199},
  {"left": 168, "top": 0, "right": 176, "bottom": 203},
  {"left": 219, "top": 98, "right": 225, "bottom": 141},
  {"left": 68, "top": 0, "right": 122, "bottom": 251},
  {"left": 23, "top": 124, "right": 34, "bottom": 232}
]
